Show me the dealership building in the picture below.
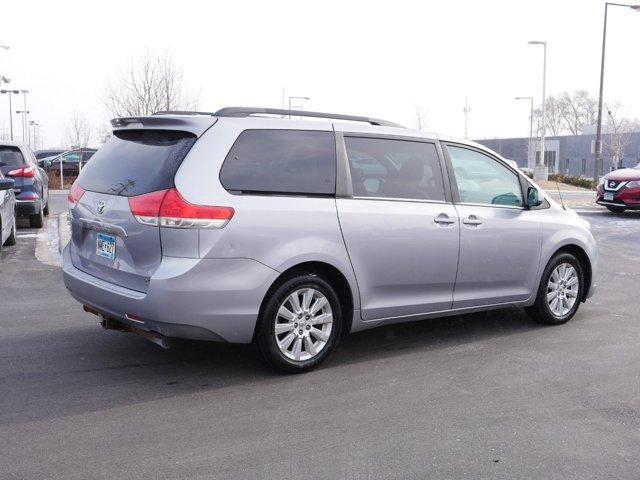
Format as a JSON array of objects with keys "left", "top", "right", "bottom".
[{"left": 476, "top": 130, "right": 640, "bottom": 178}]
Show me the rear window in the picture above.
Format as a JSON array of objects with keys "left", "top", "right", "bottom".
[
  {"left": 0, "top": 146, "right": 25, "bottom": 168},
  {"left": 77, "top": 130, "right": 196, "bottom": 196},
  {"left": 219, "top": 130, "right": 336, "bottom": 195}
]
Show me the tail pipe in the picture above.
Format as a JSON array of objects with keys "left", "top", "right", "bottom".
[{"left": 98, "top": 315, "right": 173, "bottom": 350}]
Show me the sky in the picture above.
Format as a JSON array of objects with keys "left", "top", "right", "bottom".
[{"left": 1, "top": 0, "right": 638, "bottom": 148}]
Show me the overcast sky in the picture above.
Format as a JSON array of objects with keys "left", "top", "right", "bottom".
[{"left": 1, "top": 0, "right": 638, "bottom": 148}]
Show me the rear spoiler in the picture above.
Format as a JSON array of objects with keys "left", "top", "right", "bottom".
[{"left": 111, "top": 115, "right": 217, "bottom": 137}]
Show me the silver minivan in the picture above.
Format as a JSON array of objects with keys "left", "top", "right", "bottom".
[{"left": 62, "top": 107, "right": 597, "bottom": 372}]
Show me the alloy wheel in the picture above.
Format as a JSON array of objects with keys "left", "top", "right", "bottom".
[
  {"left": 274, "top": 288, "right": 333, "bottom": 361},
  {"left": 546, "top": 263, "right": 579, "bottom": 317}
]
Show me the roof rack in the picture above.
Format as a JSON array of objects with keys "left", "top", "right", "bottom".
[
  {"left": 212, "top": 107, "right": 404, "bottom": 128},
  {"left": 153, "top": 110, "right": 216, "bottom": 116}
]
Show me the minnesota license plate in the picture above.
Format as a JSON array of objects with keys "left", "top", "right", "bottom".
[
  {"left": 604, "top": 192, "right": 614, "bottom": 201},
  {"left": 96, "top": 233, "right": 116, "bottom": 260}
]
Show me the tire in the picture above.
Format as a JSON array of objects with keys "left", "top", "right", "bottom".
[
  {"left": 30, "top": 205, "right": 44, "bottom": 228},
  {"left": 256, "top": 274, "right": 343, "bottom": 373},
  {"left": 525, "top": 252, "right": 585, "bottom": 325},
  {"left": 606, "top": 205, "right": 625, "bottom": 213},
  {"left": 43, "top": 198, "right": 50, "bottom": 216},
  {"left": 3, "top": 215, "right": 17, "bottom": 246}
]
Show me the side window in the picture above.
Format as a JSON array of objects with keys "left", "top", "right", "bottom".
[
  {"left": 220, "top": 130, "right": 336, "bottom": 195},
  {"left": 447, "top": 145, "right": 523, "bottom": 207},
  {"left": 344, "top": 137, "right": 445, "bottom": 201}
]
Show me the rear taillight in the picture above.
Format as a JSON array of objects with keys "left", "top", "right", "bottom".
[
  {"left": 128, "top": 188, "right": 234, "bottom": 229},
  {"left": 7, "top": 167, "right": 36, "bottom": 177},
  {"left": 68, "top": 182, "right": 86, "bottom": 208}
]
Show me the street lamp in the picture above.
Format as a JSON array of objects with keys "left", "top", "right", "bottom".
[
  {"left": 29, "top": 120, "right": 39, "bottom": 150},
  {"left": 288, "top": 96, "right": 310, "bottom": 118},
  {"left": 515, "top": 96, "right": 534, "bottom": 170},
  {"left": 594, "top": 3, "right": 640, "bottom": 181},
  {"left": 16, "top": 109, "right": 29, "bottom": 144},
  {"left": 19, "top": 89, "right": 29, "bottom": 144},
  {"left": 528, "top": 40, "right": 548, "bottom": 181},
  {"left": 0, "top": 89, "right": 19, "bottom": 140}
]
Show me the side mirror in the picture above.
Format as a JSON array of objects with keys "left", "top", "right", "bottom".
[
  {"left": 526, "top": 186, "right": 541, "bottom": 209},
  {"left": 0, "top": 178, "right": 15, "bottom": 190}
]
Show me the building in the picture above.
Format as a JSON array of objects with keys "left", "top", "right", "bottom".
[{"left": 476, "top": 131, "right": 640, "bottom": 178}]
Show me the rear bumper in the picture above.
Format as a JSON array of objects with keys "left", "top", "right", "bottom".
[
  {"left": 62, "top": 245, "right": 280, "bottom": 343},
  {"left": 15, "top": 199, "right": 41, "bottom": 216}
]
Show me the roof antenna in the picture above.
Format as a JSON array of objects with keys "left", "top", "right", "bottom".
[{"left": 555, "top": 175, "right": 566, "bottom": 210}]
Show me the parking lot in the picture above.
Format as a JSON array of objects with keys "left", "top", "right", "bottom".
[{"left": 1, "top": 192, "right": 639, "bottom": 479}]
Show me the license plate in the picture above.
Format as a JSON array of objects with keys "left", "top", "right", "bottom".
[
  {"left": 604, "top": 192, "right": 614, "bottom": 201},
  {"left": 96, "top": 233, "right": 116, "bottom": 260}
]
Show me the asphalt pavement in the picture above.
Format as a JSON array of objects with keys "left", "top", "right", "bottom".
[{"left": 1, "top": 192, "right": 639, "bottom": 479}]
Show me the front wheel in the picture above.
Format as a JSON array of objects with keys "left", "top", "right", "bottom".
[
  {"left": 256, "top": 274, "right": 342, "bottom": 373},
  {"left": 525, "top": 252, "right": 585, "bottom": 325}
]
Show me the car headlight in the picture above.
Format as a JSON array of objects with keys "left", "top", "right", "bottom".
[{"left": 626, "top": 180, "right": 640, "bottom": 188}]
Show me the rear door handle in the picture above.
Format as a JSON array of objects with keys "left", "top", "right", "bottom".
[
  {"left": 434, "top": 213, "right": 456, "bottom": 225},
  {"left": 462, "top": 215, "right": 483, "bottom": 226}
]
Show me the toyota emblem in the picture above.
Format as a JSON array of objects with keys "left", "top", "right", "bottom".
[{"left": 97, "top": 200, "right": 106, "bottom": 215}]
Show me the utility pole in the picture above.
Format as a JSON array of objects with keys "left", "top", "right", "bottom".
[
  {"left": 515, "top": 96, "right": 534, "bottom": 169},
  {"left": 0, "top": 89, "right": 18, "bottom": 140},
  {"left": 528, "top": 40, "right": 548, "bottom": 180},
  {"left": 463, "top": 97, "right": 471, "bottom": 139}
]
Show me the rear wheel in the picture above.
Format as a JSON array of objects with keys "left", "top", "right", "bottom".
[
  {"left": 43, "top": 195, "right": 50, "bottom": 216},
  {"left": 256, "top": 274, "right": 342, "bottom": 373},
  {"left": 606, "top": 205, "right": 625, "bottom": 213},
  {"left": 30, "top": 205, "right": 44, "bottom": 228},
  {"left": 3, "top": 215, "right": 17, "bottom": 246},
  {"left": 525, "top": 252, "right": 584, "bottom": 325}
]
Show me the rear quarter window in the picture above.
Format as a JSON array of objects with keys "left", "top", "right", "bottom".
[
  {"left": 0, "top": 146, "right": 25, "bottom": 168},
  {"left": 77, "top": 130, "right": 196, "bottom": 196},
  {"left": 219, "top": 130, "right": 336, "bottom": 195}
]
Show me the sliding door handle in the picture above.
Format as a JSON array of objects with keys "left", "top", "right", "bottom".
[
  {"left": 434, "top": 213, "right": 456, "bottom": 225},
  {"left": 462, "top": 215, "right": 483, "bottom": 226}
]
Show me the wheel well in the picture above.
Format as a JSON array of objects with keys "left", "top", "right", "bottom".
[
  {"left": 258, "top": 262, "right": 355, "bottom": 337},
  {"left": 554, "top": 245, "right": 592, "bottom": 301}
]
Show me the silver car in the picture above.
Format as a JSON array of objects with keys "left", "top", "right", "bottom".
[{"left": 62, "top": 107, "right": 597, "bottom": 372}]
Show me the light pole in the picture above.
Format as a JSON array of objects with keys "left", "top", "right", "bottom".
[
  {"left": 30, "top": 120, "right": 38, "bottom": 150},
  {"left": 16, "top": 109, "right": 29, "bottom": 143},
  {"left": 0, "top": 89, "right": 18, "bottom": 140},
  {"left": 19, "top": 89, "right": 29, "bottom": 144},
  {"left": 594, "top": 3, "right": 640, "bottom": 180},
  {"left": 288, "top": 96, "right": 310, "bottom": 118},
  {"left": 515, "top": 96, "right": 534, "bottom": 169},
  {"left": 528, "top": 40, "right": 547, "bottom": 180},
  {"left": 463, "top": 97, "right": 471, "bottom": 139}
]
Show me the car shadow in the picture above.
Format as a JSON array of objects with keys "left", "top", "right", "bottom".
[{"left": 1, "top": 306, "right": 542, "bottom": 427}]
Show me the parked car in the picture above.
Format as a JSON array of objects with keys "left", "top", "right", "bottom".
[
  {"left": 44, "top": 148, "right": 97, "bottom": 175},
  {"left": 0, "top": 141, "right": 49, "bottom": 228},
  {"left": 35, "top": 149, "right": 65, "bottom": 162},
  {"left": 596, "top": 164, "right": 640, "bottom": 213},
  {"left": 0, "top": 168, "right": 17, "bottom": 254},
  {"left": 62, "top": 108, "right": 598, "bottom": 372}
]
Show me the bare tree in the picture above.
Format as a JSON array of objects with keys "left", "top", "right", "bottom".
[
  {"left": 558, "top": 90, "right": 598, "bottom": 135},
  {"left": 101, "top": 51, "right": 200, "bottom": 117},
  {"left": 533, "top": 95, "right": 566, "bottom": 137},
  {"left": 415, "top": 105, "right": 428, "bottom": 131},
  {"left": 64, "top": 111, "right": 93, "bottom": 148},
  {"left": 605, "top": 103, "right": 640, "bottom": 169}
]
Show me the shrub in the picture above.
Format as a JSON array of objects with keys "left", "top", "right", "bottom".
[
  {"left": 548, "top": 173, "right": 597, "bottom": 190},
  {"left": 47, "top": 170, "right": 78, "bottom": 190}
]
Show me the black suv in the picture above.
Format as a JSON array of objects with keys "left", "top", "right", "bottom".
[{"left": 0, "top": 141, "right": 49, "bottom": 228}]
